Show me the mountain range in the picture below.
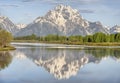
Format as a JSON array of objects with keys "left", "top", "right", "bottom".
[{"left": 0, "top": 5, "right": 119, "bottom": 37}]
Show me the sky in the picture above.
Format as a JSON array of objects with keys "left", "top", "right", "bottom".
[{"left": 0, "top": 0, "right": 120, "bottom": 27}]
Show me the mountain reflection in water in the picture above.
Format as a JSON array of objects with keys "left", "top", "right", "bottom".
[{"left": 8, "top": 47, "right": 120, "bottom": 79}]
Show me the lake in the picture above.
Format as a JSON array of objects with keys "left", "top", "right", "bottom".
[{"left": 0, "top": 43, "right": 120, "bottom": 83}]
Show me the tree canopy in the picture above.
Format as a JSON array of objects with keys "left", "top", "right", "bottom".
[{"left": 0, "top": 29, "right": 13, "bottom": 47}]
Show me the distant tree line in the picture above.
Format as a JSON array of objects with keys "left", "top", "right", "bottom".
[{"left": 14, "top": 32, "right": 120, "bottom": 43}]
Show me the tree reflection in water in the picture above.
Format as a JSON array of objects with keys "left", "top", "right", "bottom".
[
  {"left": 85, "top": 48, "right": 120, "bottom": 59},
  {"left": 0, "top": 52, "right": 12, "bottom": 70}
]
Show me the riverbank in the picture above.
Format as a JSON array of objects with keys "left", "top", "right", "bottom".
[
  {"left": 0, "top": 46, "right": 16, "bottom": 51},
  {"left": 13, "top": 40, "right": 120, "bottom": 46}
]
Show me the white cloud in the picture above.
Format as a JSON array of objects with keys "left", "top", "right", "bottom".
[
  {"left": 79, "top": 9, "right": 95, "bottom": 13},
  {"left": 0, "top": 4, "right": 19, "bottom": 8},
  {"left": 21, "top": 0, "right": 100, "bottom": 4}
]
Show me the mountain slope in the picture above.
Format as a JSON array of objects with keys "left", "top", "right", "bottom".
[
  {"left": 0, "top": 16, "right": 19, "bottom": 35},
  {"left": 110, "top": 25, "right": 120, "bottom": 34},
  {"left": 15, "top": 5, "right": 109, "bottom": 37}
]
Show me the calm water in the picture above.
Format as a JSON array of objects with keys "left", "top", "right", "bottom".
[{"left": 0, "top": 43, "right": 120, "bottom": 83}]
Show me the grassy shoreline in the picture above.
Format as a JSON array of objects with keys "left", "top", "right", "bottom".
[
  {"left": 13, "top": 40, "right": 120, "bottom": 46},
  {"left": 0, "top": 46, "right": 16, "bottom": 51}
]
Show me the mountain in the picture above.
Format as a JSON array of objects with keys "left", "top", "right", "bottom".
[
  {"left": 16, "top": 24, "right": 27, "bottom": 29},
  {"left": 15, "top": 5, "right": 109, "bottom": 37},
  {"left": 110, "top": 25, "right": 120, "bottom": 34},
  {"left": 11, "top": 45, "right": 120, "bottom": 79},
  {"left": 12, "top": 48, "right": 100, "bottom": 79},
  {"left": 87, "top": 21, "right": 109, "bottom": 34},
  {"left": 0, "top": 16, "right": 19, "bottom": 35}
]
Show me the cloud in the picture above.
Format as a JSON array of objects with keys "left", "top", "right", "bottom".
[
  {"left": 44, "top": 0, "right": 99, "bottom": 4},
  {"left": 79, "top": 9, "right": 95, "bottom": 13},
  {"left": 22, "top": 0, "right": 36, "bottom": 2},
  {"left": 0, "top": 4, "right": 19, "bottom": 8},
  {"left": 21, "top": 0, "right": 100, "bottom": 4}
]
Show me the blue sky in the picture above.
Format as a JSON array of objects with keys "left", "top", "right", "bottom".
[{"left": 0, "top": 0, "right": 120, "bottom": 27}]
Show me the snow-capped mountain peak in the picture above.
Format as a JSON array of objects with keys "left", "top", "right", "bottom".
[{"left": 15, "top": 5, "right": 110, "bottom": 37}]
